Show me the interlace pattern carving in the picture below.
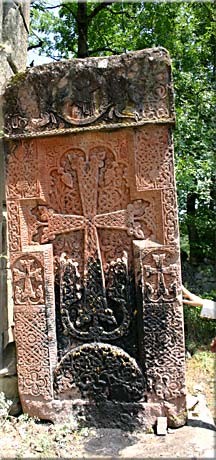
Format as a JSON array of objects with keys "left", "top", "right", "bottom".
[
  {"left": 7, "top": 201, "right": 21, "bottom": 252},
  {"left": 14, "top": 308, "right": 52, "bottom": 399},
  {"left": 6, "top": 141, "right": 40, "bottom": 199},
  {"left": 142, "top": 302, "right": 186, "bottom": 400},
  {"left": 134, "top": 126, "right": 174, "bottom": 191}
]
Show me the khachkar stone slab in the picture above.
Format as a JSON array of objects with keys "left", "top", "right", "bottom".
[{"left": 3, "top": 49, "right": 186, "bottom": 429}]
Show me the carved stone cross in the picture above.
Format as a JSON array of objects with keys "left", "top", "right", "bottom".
[
  {"left": 144, "top": 254, "right": 177, "bottom": 302},
  {"left": 35, "top": 149, "right": 146, "bottom": 288},
  {"left": 13, "top": 257, "right": 44, "bottom": 305}
]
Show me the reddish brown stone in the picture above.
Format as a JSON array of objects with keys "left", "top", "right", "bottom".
[{"left": 3, "top": 49, "right": 186, "bottom": 428}]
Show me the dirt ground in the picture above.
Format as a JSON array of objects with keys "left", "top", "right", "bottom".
[{"left": 0, "top": 351, "right": 215, "bottom": 459}]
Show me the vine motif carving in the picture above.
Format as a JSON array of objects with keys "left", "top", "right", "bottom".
[
  {"left": 54, "top": 343, "right": 146, "bottom": 401},
  {"left": 60, "top": 254, "right": 130, "bottom": 341},
  {"left": 163, "top": 189, "right": 178, "bottom": 245},
  {"left": 7, "top": 201, "right": 21, "bottom": 252},
  {"left": 5, "top": 49, "right": 173, "bottom": 136},
  {"left": 14, "top": 309, "right": 52, "bottom": 399},
  {"left": 12, "top": 256, "right": 44, "bottom": 305}
]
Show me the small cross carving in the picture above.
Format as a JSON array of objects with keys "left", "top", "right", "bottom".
[
  {"left": 144, "top": 254, "right": 177, "bottom": 302},
  {"left": 13, "top": 257, "right": 44, "bottom": 304}
]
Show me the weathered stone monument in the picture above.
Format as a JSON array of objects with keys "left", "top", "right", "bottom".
[
  {"left": 0, "top": 0, "right": 30, "bottom": 403},
  {"left": 3, "top": 48, "right": 187, "bottom": 428}
]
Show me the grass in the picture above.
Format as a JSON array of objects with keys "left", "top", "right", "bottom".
[
  {"left": 186, "top": 348, "right": 215, "bottom": 422},
  {"left": 0, "top": 412, "right": 90, "bottom": 458}
]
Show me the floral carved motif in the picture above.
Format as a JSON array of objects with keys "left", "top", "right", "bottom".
[
  {"left": 12, "top": 255, "right": 44, "bottom": 305},
  {"left": 59, "top": 253, "right": 131, "bottom": 341}
]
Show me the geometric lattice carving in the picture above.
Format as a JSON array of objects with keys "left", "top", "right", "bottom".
[{"left": 14, "top": 308, "right": 52, "bottom": 399}]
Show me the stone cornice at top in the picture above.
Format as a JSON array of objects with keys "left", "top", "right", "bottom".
[{"left": 3, "top": 48, "right": 175, "bottom": 138}]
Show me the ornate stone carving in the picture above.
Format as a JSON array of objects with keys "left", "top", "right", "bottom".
[
  {"left": 4, "top": 49, "right": 174, "bottom": 137},
  {"left": 59, "top": 254, "right": 131, "bottom": 341},
  {"left": 163, "top": 188, "right": 179, "bottom": 245},
  {"left": 7, "top": 201, "right": 21, "bottom": 252},
  {"left": 142, "top": 302, "right": 186, "bottom": 400},
  {"left": 14, "top": 308, "right": 52, "bottom": 399},
  {"left": 4, "top": 49, "right": 186, "bottom": 427},
  {"left": 6, "top": 140, "right": 40, "bottom": 199},
  {"left": 12, "top": 255, "right": 44, "bottom": 305},
  {"left": 54, "top": 343, "right": 145, "bottom": 402},
  {"left": 134, "top": 126, "right": 174, "bottom": 190},
  {"left": 133, "top": 242, "right": 185, "bottom": 401},
  {"left": 143, "top": 253, "right": 177, "bottom": 302}
]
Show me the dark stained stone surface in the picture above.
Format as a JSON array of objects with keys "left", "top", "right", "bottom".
[{"left": 3, "top": 48, "right": 174, "bottom": 138}]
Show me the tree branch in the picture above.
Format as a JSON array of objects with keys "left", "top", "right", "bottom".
[
  {"left": 14, "top": 0, "right": 30, "bottom": 35},
  {"left": 28, "top": 39, "right": 44, "bottom": 51},
  {"left": 41, "top": 4, "right": 62, "bottom": 9},
  {"left": 107, "top": 8, "right": 136, "bottom": 19},
  {"left": 60, "top": 3, "right": 77, "bottom": 20},
  {"left": 30, "top": 2, "right": 77, "bottom": 20},
  {"left": 30, "top": 4, "right": 61, "bottom": 9},
  {"left": 88, "top": 2, "right": 112, "bottom": 22},
  {"left": 88, "top": 47, "right": 119, "bottom": 56}
]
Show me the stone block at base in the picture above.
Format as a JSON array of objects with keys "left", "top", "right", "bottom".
[{"left": 20, "top": 396, "right": 187, "bottom": 431}]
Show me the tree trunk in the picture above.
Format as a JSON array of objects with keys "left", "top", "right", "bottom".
[
  {"left": 187, "top": 192, "right": 199, "bottom": 264},
  {"left": 77, "top": 2, "right": 88, "bottom": 58}
]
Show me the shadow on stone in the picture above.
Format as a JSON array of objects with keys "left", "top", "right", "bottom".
[
  {"left": 82, "top": 429, "right": 138, "bottom": 457},
  {"left": 187, "top": 418, "right": 216, "bottom": 432}
]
